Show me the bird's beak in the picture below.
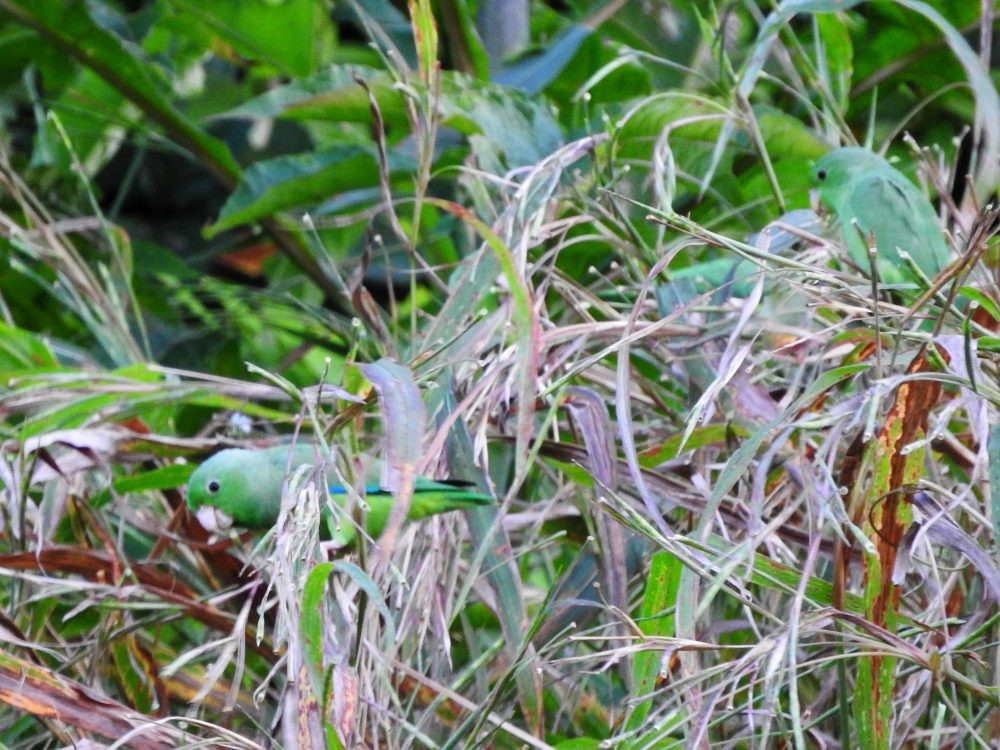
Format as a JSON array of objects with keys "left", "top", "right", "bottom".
[
  {"left": 196, "top": 505, "right": 234, "bottom": 533},
  {"left": 809, "top": 189, "right": 823, "bottom": 215}
]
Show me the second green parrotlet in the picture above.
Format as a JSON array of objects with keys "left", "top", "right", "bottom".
[
  {"left": 187, "top": 443, "right": 491, "bottom": 546},
  {"left": 810, "top": 147, "right": 950, "bottom": 287}
]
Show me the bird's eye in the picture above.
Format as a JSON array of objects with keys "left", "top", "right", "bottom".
[
  {"left": 206, "top": 479, "right": 221, "bottom": 494},
  {"left": 816, "top": 169, "right": 827, "bottom": 181}
]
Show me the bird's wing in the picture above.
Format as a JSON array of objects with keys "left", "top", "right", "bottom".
[{"left": 848, "top": 172, "right": 947, "bottom": 277}]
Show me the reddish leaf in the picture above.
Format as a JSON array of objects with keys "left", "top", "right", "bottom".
[
  {"left": 0, "top": 650, "right": 181, "bottom": 749},
  {"left": 0, "top": 548, "right": 274, "bottom": 658}
]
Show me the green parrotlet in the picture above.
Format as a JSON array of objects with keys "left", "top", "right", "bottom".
[
  {"left": 809, "top": 147, "right": 950, "bottom": 287},
  {"left": 187, "top": 443, "right": 491, "bottom": 545}
]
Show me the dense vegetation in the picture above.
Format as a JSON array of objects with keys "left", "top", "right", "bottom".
[{"left": 0, "top": 0, "right": 997, "bottom": 747}]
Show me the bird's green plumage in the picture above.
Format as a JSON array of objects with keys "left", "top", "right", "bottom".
[
  {"left": 187, "top": 444, "right": 491, "bottom": 543},
  {"left": 810, "top": 147, "right": 949, "bottom": 286}
]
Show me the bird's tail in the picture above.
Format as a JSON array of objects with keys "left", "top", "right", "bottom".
[{"left": 408, "top": 478, "right": 493, "bottom": 519}]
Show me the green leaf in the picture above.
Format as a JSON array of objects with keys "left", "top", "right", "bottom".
[
  {"left": 208, "top": 145, "right": 416, "bottom": 236},
  {"left": 625, "top": 550, "right": 682, "bottom": 735},
  {"left": 639, "top": 424, "right": 746, "bottom": 466},
  {"left": 301, "top": 562, "right": 334, "bottom": 688},
  {"left": 408, "top": 0, "right": 438, "bottom": 85},
  {"left": 0, "top": 0, "right": 239, "bottom": 184},
  {"left": 958, "top": 287, "right": 1000, "bottom": 324},
  {"left": 0, "top": 322, "right": 57, "bottom": 372},
  {"left": 437, "top": 0, "right": 489, "bottom": 80},
  {"left": 299, "top": 560, "right": 398, "bottom": 748},
  {"left": 438, "top": 75, "right": 563, "bottom": 167},
  {"left": 167, "top": 0, "right": 323, "bottom": 77},
  {"left": 112, "top": 462, "right": 194, "bottom": 494},
  {"left": 755, "top": 105, "right": 829, "bottom": 159},
  {"left": 300, "top": 562, "right": 346, "bottom": 750},
  {"left": 614, "top": 93, "right": 730, "bottom": 167},
  {"left": 36, "top": 67, "right": 137, "bottom": 175},
  {"left": 226, "top": 66, "right": 406, "bottom": 125},
  {"left": 230, "top": 68, "right": 563, "bottom": 169}
]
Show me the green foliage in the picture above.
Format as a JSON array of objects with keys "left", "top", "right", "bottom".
[{"left": 0, "top": 0, "right": 998, "bottom": 748}]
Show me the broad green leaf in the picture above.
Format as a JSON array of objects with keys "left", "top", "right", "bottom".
[
  {"left": 755, "top": 105, "right": 829, "bottom": 159},
  {"left": 7, "top": 375, "right": 292, "bottom": 440},
  {"left": 0, "top": 24, "right": 41, "bottom": 89},
  {"left": 958, "top": 288, "right": 1000, "bottom": 324},
  {"left": 231, "top": 69, "right": 564, "bottom": 169},
  {"left": 0, "top": 0, "right": 240, "bottom": 184},
  {"left": 614, "top": 92, "right": 731, "bottom": 167},
  {"left": 208, "top": 146, "right": 416, "bottom": 236},
  {"left": 167, "top": 0, "right": 323, "bottom": 77},
  {"left": 408, "top": 0, "right": 438, "bottom": 86},
  {"left": 639, "top": 424, "right": 747, "bottom": 466},
  {"left": 35, "top": 67, "right": 136, "bottom": 175},
  {"left": 225, "top": 66, "right": 406, "bottom": 125},
  {"left": 113, "top": 462, "right": 195, "bottom": 494},
  {"left": 300, "top": 562, "right": 346, "bottom": 750},
  {"left": 437, "top": 75, "right": 563, "bottom": 168},
  {"left": 0, "top": 322, "right": 57, "bottom": 371},
  {"left": 300, "top": 562, "right": 334, "bottom": 694},
  {"left": 625, "top": 550, "right": 682, "bottom": 735}
]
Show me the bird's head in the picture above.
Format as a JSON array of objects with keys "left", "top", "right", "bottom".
[
  {"left": 187, "top": 449, "right": 257, "bottom": 531},
  {"left": 811, "top": 147, "right": 888, "bottom": 190}
]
